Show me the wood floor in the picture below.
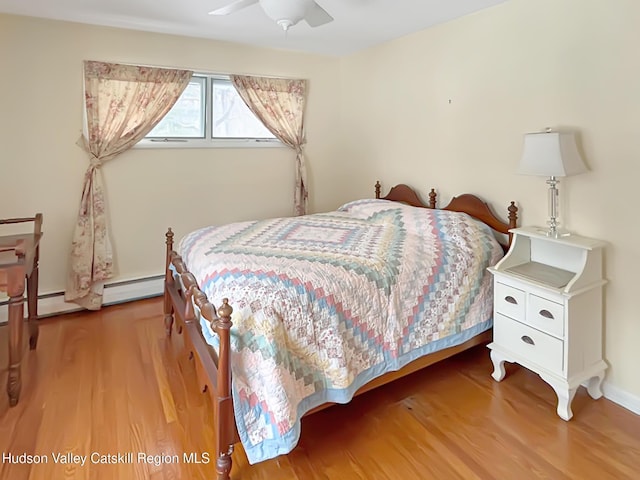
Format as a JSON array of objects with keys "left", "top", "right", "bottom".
[{"left": 1, "top": 297, "right": 639, "bottom": 480}]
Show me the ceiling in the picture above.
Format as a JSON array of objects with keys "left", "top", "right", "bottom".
[{"left": 0, "top": 0, "right": 509, "bottom": 57}]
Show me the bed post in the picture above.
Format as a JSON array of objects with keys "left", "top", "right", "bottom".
[
  {"left": 507, "top": 202, "right": 518, "bottom": 247},
  {"left": 375, "top": 180, "right": 381, "bottom": 199},
  {"left": 164, "top": 228, "right": 175, "bottom": 336},
  {"left": 216, "top": 299, "right": 235, "bottom": 480},
  {"left": 428, "top": 188, "right": 437, "bottom": 209}
]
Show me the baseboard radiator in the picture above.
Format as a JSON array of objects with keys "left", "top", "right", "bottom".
[{"left": 0, "top": 275, "right": 164, "bottom": 324}]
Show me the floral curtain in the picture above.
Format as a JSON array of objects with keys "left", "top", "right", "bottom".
[
  {"left": 65, "top": 61, "right": 192, "bottom": 310},
  {"left": 231, "top": 75, "right": 309, "bottom": 215}
]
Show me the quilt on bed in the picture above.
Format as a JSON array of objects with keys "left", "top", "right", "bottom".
[{"left": 178, "top": 199, "right": 503, "bottom": 464}]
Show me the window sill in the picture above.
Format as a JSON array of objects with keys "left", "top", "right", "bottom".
[{"left": 134, "top": 139, "right": 285, "bottom": 149}]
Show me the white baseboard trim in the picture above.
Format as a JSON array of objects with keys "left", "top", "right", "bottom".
[
  {"left": 0, "top": 275, "right": 164, "bottom": 323},
  {"left": 602, "top": 381, "right": 640, "bottom": 416}
]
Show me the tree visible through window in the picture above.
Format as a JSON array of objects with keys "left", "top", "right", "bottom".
[
  {"left": 147, "top": 77, "right": 205, "bottom": 138},
  {"left": 144, "top": 74, "right": 276, "bottom": 144}
]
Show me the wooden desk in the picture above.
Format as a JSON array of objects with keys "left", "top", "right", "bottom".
[{"left": 0, "top": 215, "right": 42, "bottom": 407}]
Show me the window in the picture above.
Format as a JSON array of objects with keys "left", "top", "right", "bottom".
[
  {"left": 139, "top": 74, "right": 279, "bottom": 148},
  {"left": 147, "top": 76, "right": 206, "bottom": 139},
  {"left": 211, "top": 78, "right": 275, "bottom": 139}
]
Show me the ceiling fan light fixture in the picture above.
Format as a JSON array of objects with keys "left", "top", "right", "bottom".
[
  {"left": 260, "top": 0, "right": 308, "bottom": 30},
  {"left": 208, "top": 0, "right": 333, "bottom": 30},
  {"left": 276, "top": 19, "right": 295, "bottom": 31}
]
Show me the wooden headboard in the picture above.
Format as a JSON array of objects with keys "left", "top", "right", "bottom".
[{"left": 374, "top": 181, "right": 518, "bottom": 250}]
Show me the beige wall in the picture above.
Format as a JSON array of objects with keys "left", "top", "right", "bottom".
[
  {"left": 0, "top": 14, "right": 342, "bottom": 292},
  {"left": 340, "top": 0, "right": 640, "bottom": 399},
  {"left": 2, "top": 0, "right": 639, "bottom": 403}
]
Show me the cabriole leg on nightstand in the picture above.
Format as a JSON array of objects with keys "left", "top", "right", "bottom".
[
  {"left": 490, "top": 349, "right": 508, "bottom": 382},
  {"left": 556, "top": 387, "right": 577, "bottom": 421},
  {"left": 586, "top": 372, "right": 605, "bottom": 400},
  {"left": 544, "top": 379, "right": 577, "bottom": 421}
]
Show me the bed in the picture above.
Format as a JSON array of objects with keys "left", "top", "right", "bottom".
[{"left": 163, "top": 182, "right": 518, "bottom": 479}]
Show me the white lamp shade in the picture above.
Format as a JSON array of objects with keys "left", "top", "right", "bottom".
[{"left": 518, "top": 131, "right": 587, "bottom": 177}]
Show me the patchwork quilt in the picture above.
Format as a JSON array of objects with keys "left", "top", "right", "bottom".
[{"left": 178, "top": 199, "right": 503, "bottom": 464}]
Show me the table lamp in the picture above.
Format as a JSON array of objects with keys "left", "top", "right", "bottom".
[{"left": 518, "top": 129, "right": 587, "bottom": 237}]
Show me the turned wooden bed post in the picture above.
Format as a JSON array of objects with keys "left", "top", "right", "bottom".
[
  {"left": 507, "top": 201, "right": 518, "bottom": 246},
  {"left": 428, "top": 188, "right": 437, "bottom": 209},
  {"left": 164, "top": 228, "right": 175, "bottom": 336},
  {"left": 216, "top": 299, "right": 234, "bottom": 480}
]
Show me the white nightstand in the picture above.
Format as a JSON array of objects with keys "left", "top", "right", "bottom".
[{"left": 487, "top": 227, "right": 607, "bottom": 420}]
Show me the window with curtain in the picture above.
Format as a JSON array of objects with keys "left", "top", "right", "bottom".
[
  {"left": 139, "top": 74, "right": 280, "bottom": 148},
  {"left": 65, "top": 60, "right": 192, "bottom": 310}
]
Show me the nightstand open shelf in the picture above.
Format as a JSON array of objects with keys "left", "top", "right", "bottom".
[
  {"left": 487, "top": 227, "right": 607, "bottom": 421},
  {"left": 504, "top": 262, "right": 574, "bottom": 288}
]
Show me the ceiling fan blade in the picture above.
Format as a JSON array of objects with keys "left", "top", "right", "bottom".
[
  {"left": 208, "top": 0, "right": 258, "bottom": 16},
  {"left": 304, "top": 1, "right": 334, "bottom": 27}
]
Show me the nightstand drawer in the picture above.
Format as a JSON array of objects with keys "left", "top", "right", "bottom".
[
  {"left": 494, "top": 282, "right": 525, "bottom": 319},
  {"left": 494, "top": 314, "right": 563, "bottom": 373},
  {"left": 527, "top": 294, "right": 564, "bottom": 338}
]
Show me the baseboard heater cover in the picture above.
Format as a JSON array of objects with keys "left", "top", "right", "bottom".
[{"left": 0, "top": 275, "right": 164, "bottom": 323}]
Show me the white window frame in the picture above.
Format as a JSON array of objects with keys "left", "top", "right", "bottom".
[{"left": 136, "top": 73, "right": 284, "bottom": 149}]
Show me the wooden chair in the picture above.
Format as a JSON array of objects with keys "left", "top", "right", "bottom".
[{"left": 0, "top": 214, "right": 42, "bottom": 406}]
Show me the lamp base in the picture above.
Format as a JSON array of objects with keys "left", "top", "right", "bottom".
[{"left": 536, "top": 227, "right": 573, "bottom": 239}]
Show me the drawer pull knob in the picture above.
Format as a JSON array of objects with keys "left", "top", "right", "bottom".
[
  {"left": 505, "top": 295, "right": 518, "bottom": 305},
  {"left": 539, "top": 309, "right": 554, "bottom": 319},
  {"left": 521, "top": 335, "right": 535, "bottom": 345}
]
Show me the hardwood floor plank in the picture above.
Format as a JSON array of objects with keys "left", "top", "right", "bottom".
[
  {"left": 1, "top": 297, "right": 639, "bottom": 480},
  {"left": 142, "top": 322, "right": 178, "bottom": 426}
]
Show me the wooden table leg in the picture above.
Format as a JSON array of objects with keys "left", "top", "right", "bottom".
[
  {"left": 27, "top": 247, "right": 39, "bottom": 350},
  {"left": 7, "top": 267, "right": 25, "bottom": 407}
]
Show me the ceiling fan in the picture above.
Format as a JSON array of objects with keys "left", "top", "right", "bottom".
[{"left": 209, "top": 0, "right": 334, "bottom": 31}]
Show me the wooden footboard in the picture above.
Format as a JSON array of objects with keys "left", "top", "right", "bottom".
[{"left": 164, "top": 230, "right": 237, "bottom": 480}]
